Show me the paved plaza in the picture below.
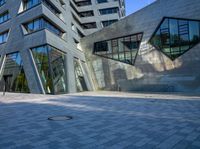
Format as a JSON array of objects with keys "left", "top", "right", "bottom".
[{"left": 0, "top": 92, "right": 200, "bottom": 149}]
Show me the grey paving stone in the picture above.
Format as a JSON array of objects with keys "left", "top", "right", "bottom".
[{"left": 0, "top": 92, "right": 200, "bottom": 149}]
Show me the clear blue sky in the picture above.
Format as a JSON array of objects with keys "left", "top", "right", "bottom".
[{"left": 125, "top": 0, "right": 156, "bottom": 15}]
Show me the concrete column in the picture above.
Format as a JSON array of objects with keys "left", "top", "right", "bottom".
[
  {"left": 66, "top": 53, "right": 76, "bottom": 93},
  {"left": 20, "top": 49, "right": 44, "bottom": 94}
]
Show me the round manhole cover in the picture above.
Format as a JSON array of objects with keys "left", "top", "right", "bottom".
[{"left": 48, "top": 116, "right": 73, "bottom": 121}]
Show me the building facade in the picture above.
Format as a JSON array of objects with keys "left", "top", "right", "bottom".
[
  {"left": 81, "top": 0, "right": 200, "bottom": 93},
  {"left": 0, "top": 0, "right": 125, "bottom": 94}
]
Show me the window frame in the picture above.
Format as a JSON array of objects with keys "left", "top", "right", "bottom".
[{"left": 149, "top": 17, "right": 200, "bottom": 60}]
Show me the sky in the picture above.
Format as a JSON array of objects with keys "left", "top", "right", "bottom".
[{"left": 125, "top": 0, "right": 157, "bottom": 15}]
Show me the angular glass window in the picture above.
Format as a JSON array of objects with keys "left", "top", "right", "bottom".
[
  {"left": 32, "top": 45, "right": 67, "bottom": 94},
  {"left": 0, "top": 52, "right": 30, "bottom": 93},
  {"left": 74, "top": 59, "right": 88, "bottom": 92},
  {"left": 94, "top": 33, "right": 143, "bottom": 65},
  {"left": 150, "top": 17, "right": 200, "bottom": 60}
]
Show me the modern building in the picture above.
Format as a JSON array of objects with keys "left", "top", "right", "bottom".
[
  {"left": 70, "top": 0, "right": 125, "bottom": 35},
  {"left": 81, "top": 0, "right": 200, "bottom": 93},
  {"left": 0, "top": 0, "right": 125, "bottom": 94}
]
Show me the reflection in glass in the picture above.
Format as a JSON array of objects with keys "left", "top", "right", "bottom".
[
  {"left": 32, "top": 45, "right": 67, "bottom": 94},
  {"left": 94, "top": 33, "right": 143, "bottom": 65},
  {"left": 0, "top": 52, "right": 30, "bottom": 93},
  {"left": 150, "top": 17, "right": 200, "bottom": 60},
  {"left": 74, "top": 59, "right": 88, "bottom": 92}
]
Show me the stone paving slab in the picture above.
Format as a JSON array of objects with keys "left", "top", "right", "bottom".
[{"left": 0, "top": 91, "right": 200, "bottom": 149}]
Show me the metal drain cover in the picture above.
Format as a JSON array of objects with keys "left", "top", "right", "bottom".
[{"left": 48, "top": 116, "right": 73, "bottom": 121}]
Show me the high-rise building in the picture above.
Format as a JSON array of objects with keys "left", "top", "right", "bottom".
[{"left": 0, "top": 0, "right": 125, "bottom": 94}]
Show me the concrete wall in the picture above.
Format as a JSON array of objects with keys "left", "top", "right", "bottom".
[{"left": 80, "top": 0, "right": 200, "bottom": 93}]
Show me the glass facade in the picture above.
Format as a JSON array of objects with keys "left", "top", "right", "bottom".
[
  {"left": 32, "top": 45, "right": 67, "bottom": 94},
  {"left": 94, "top": 33, "right": 143, "bottom": 65},
  {"left": 24, "top": 17, "right": 64, "bottom": 37},
  {"left": 0, "top": 52, "right": 30, "bottom": 93},
  {"left": 150, "top": 17, "right": 200, "bottom": 60},
  {"left": 74, "top": 59, "right": 88, "bottom": 92}
]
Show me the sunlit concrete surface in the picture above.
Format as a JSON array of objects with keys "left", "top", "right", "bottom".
[{"left": 0, "top": 91, "right": 200, "bottom": 149}]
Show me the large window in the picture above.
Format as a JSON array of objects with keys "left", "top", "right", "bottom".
[
  {"left": 32, "top": 45, "right": 67, "bottom": 94},
  {"left": 0, "top": 52, "right": 30, "bottom": 93},
  {"left": 0, "top": 0, "right": 6, "bottom": 6},
  {"left": 150, "top": 17, "right": 200, "bottom": 60},
  {"left": 74, "top": 58, "right": 88, "bottom": 92},
  {"left": 94, "top": 33, "right": 143, "bottom": 65},
  {"left": 0, "top": 11, "right": 10, "bottom": 24},
  {"left": 24, "top": 17, "right": 64, "bottom": 37},
  {"left": 99, "top": 7, "right": 118, "bottom": 15},
  {"left": 0, "top": 30, "right": 8, "bottom": 44}
]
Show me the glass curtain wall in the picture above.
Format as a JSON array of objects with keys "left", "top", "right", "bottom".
[
  {"left": 74, "top": 58, "right": 88, "bottom": 92},
  {"left": 32, "top": 45, "right": 67, "bottom": 94},
  {"left": 94, "top": 33, "right": 143, "bottom": 65},
  {"left": 150, "top": 17, "right": 200, "bottom": 60},
  {"left": 0, "top": 52, "right": 30, "bottom": 93}
]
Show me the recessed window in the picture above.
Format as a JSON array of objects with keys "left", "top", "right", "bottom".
[
  {"left": 149, "top": 17, "right": 200, "bottom": 60},
  {"left": 82, "top": 22, "right": 97, "bottom": 29},
  {"left": 31, "top": 45, "right": 67, "bottom": 94},
  {"left": 97, "top": 0, "right": 107, "bottom": 4},
  {"left": 79, "top": 11, "right": 94, "bottom": 17},
  {"left": 0, "top": 11, "right": 10, "bottom": 24},
  {"left": 42, "top": 0, "right": 61, "bottom": 17},
  {"left": 23, "top": 0, "right": 41, "bottom": 10},
  {"left": 0, "top": 0, "right": 6, "bottom": 7},
  {"left": 0, "top": 30, "right": 9, "bottom": 44},
  {"left": 73, "top": 0, "right": 92, "bottom": 6},
  {"left": 0, "top": 52, "right": 30, "bottom": 93},
  {"left": 102, "top": 19, "right": 118, "bottom": 27},
  {"left": 94, "top": 33, "right": 143, "bottom": 65},
  {"left": 99, "top": 7, "right": 119, "bottom": 15},
  {"left": 23, "top": 17, "right": 64, "bottom": 37}
]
